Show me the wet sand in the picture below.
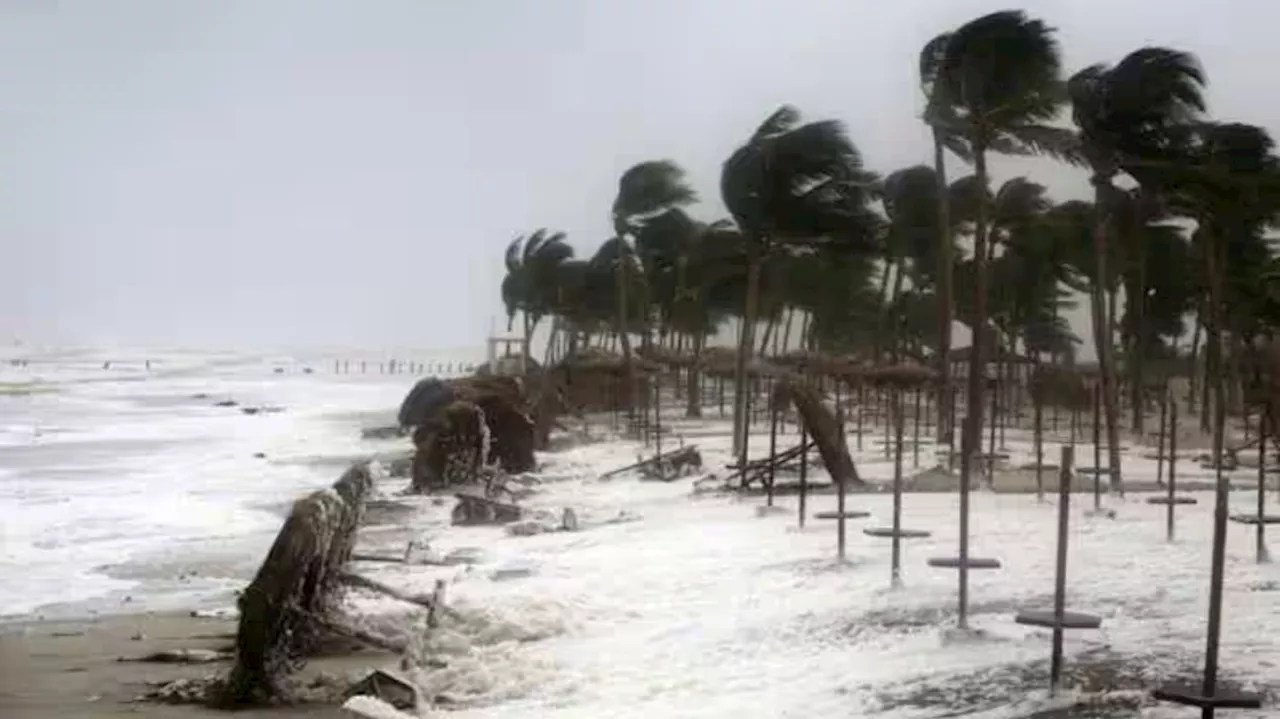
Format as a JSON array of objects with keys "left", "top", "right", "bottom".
[{"left": 0, "top": 611, "right": 390, "bottom": 718}]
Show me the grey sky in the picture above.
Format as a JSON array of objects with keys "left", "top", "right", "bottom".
[{"left": 2, "top": 0, "right": 1275, "bottom": 354}]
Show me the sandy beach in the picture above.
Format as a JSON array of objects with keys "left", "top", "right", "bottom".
[{"left": 0, "top": 611, "right": 394, "bottom": 718}]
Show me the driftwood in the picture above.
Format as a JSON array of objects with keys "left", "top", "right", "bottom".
[
  {"left": 726, "top": 439, "right": 818, "bottom": 487},
  {"left": 601, "top": 445, "right": 702, "bottom": 480},
  {"left": 338, "top": 572, "right": 462, "bottom": 622},
  {"left": 451, "top": 493, "right": 522, "bottom": 526},
  {"left": 218, "top": 464, "right": 373, "bottom": 707}
]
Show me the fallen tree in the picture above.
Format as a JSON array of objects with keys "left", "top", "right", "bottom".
[{"left": 217, "top": 464, "right": 373, "bottom": 707}]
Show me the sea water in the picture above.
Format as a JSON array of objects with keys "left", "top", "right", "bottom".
[{"left": 0, "top": 346, "right": 480, "bottom": 618}]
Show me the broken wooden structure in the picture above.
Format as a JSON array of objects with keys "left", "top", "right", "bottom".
[{"left": 451, "top": 493, "right": 522, "bottom": 526}]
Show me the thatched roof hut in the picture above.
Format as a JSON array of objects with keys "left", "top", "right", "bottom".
[
  {"left": 863, "top": 363, "right": 939, "bottom": 389},
  {"left": 549, "top": 350, "right": 656, "bottom": 412},
  {"left": 398, "top": 374, "right": 537, "bottom": 475},
  {"left": 1029, "top": 365, "right": 1094, "bottom": 410}
]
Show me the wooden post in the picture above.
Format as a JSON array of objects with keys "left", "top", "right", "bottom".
[
  {"left": 654, "top": 375, "right": 663, "bottom": 478},
  {"left": 856, "top": 384, "right": 865, "bottom": 452},
  {"left": 1093, "top": 383, "right": 1102, "bottom": 512},
  {"left": 1050, "top": 444, "right": 1076, "bottom": 695},
  {"left": 987, "top": 380, "right": 997, "bottom": 486},
  {"left": 767, "top": 401, "right": 778, "bottom": 507},
  {"left": 958, "top": 413, "right": 971, "bottom": 628},
  {"left": 1034, "top": 378, "right": 1045, "bottom": 502},
  {"left": 1168, "top": 394, "right": 1179, "bottom": 542},
  {"left": 834, "top": 404, "right": 844, "bottom": 560},
  {"left": 1200, "top": 370, "right": 1230, "bottom": 718},
  {"left": 798, "top": 422, "right": 809, "bottom": 530},
  {"left": 1157, "top": 388, "right": 1168, "bottom": 487},
  {"left": 1257, "top": 412, "right": 1268, "bottom": 563},
  {"left": 892, "top": 387, "right": 905, "bottom": 586},
  {"left": 912, "top": 388, "right": 922, "bottom": 469}
]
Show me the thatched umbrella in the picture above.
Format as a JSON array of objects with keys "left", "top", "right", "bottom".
[
  {"left": 863, "top": 363, "right": 939, "bottom": 389},
  {"left": 397, "top": 377, "right": 455, "bottom": 429},
  {"left": 772, "top": 377, "right": 864, "bottom": 488},
  {"left": 410, "top": 400, "right": 487, "bottom": 492}
]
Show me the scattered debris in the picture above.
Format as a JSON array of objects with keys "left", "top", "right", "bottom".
[
  {"left": 562, "top": 507, "right": 579, "bottom": 531},
  {"left": 601, "top": 445, "right": 702, "bottom": 480},
  {"left": 121, "top": 649, "right": 229, "bottom": 664},
  {"left": 345, "top": 669, "right": 418, "bottom": 711},
  {"left": 451, "top": 493, "right": 521, "bottom": 526},
  {"left": 342, "top": 694, "right": 418, "bottom": 719},
  {"left": 361, "top": 425, "right": 407, "bottom": 441}
]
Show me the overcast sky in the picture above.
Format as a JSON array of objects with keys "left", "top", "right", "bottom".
[{"left": 2, "top": 0, "right": 1275, "bottom": 354}]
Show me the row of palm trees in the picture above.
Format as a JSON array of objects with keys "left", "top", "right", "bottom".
[{"left": 500, "top": 10, "right": 1280, "bottom": 490}]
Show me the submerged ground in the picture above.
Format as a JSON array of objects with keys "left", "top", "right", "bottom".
[{"left": 2, "top": 350, "right": 1278, "bottom": 717}]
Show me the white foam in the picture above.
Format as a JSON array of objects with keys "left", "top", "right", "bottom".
[{"left": 0, "top": 346, "right": 480, "bottom": 617}]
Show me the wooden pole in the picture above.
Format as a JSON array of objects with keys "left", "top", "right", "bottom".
[
  {"left": 654, "top": 375, "right": 664, "bottom": 477},
  {"left": 912, "top": 388, "right": 922, "bottom": 469},
  {"left": 958, "top": 411, "right": 971, "bottom": 628},
  {"left": 798, "top": 422, "right": 809, "bottom": 530},
  {"left": 892, "top": 387, "right": 905, "bottom": 586},
  {"left": 1034, "top": 380, "right": 1044, "bottom": 502},
  {"left": 1168, "top": 394, "right": 1179, "bottom": 542},
  {"left": 767, "top": 401, "right": 778, "bottom": 507},
  {"left": 1157, "top": 388, "right": 1168, "bottom": 487},
  {"left": 1200, "top": 363, "right": 1230, "bottom": 718},
  {"left": 1257, "top": 411, "right": 1268, "bottom": 563},
  {"left": 1050, "top": 444, "right": 1076, "bottom": 695},
  {"left": 836, "top": 399, "right": 848, "bottom": 561},
  {"left": 1093, "top": 383, "right": 1102, "bottom": 512}
]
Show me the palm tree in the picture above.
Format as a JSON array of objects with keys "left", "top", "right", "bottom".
[
  {"left": 919, "top": 32, "right": 974, "bottom": 440},
  {"left": 1068, "top": 47, "right": 1208, "bottom": 491},
  {"left": 1168, "top": 124, "right": 1280, "bottom": 430},
  {"left": 610, "top": 161, "right": 698, "bottom": 419},
  {"left": 929, "top": 9, "right": 1076, "bottom": 629},
  {"left": 721, "top": 105, "right": 880, "bottom": 465},
  {"left": 501, "top": 229, "right": 573, "bottom": 371}
]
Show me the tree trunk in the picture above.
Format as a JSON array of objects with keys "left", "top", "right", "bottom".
[
  {"left": 781, "top": 306, "right": 795, "bottom": 356},
  {"left": 1131, "top": 232, "right": 1148, "bottom": 435},
  {"left": 1189, "top": 311, "right": 1203, "bottom": 410},
  {"left": 732, "top": 244, "right": 763, "bottom": 465},
  {"left": 615, "top": 254, "right": 637, "bottom": 424},
  {"left": 874, "top": 260, "right": 895, "bottom": 361},
  {"left": 932, "top": 129, "right": 954, "bottom": 444},
  {"left": 1091, "top": 178, "right": 1124, "bottom": 494},
  {"left": 522, "top": 312, "right": 533, "bottom": 374},
  {"left": 686, "top": 333, "right": 704, "bottom": 418},
  {"left": 758, "top": 312, "right": 777, "bottom": 356},
  {"left": 955, "top": 145, "right": 992, "bottom": 629}
]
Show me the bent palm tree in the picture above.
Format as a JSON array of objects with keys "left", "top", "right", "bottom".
[
  {"left": 721, "top": 105, "right": 880, "bottom": 466},
  {"left": 611, "top": 161, "right": 697, "bottom": 421},
  {"left": 1069, "top": 46, "right": 1207, "bottom": 491},
  {"left": 501, "top": 229, "right": 573, "bottom": 371},
  {"left": 930, "top": 9, "right": 1076, "bottom": 629}
]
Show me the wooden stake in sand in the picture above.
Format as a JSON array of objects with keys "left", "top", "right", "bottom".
[{"left": 1014, "top": 446, "right": 1101, "bottom": 695}]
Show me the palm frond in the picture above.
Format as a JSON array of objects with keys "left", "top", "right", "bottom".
[
  {"left": 613, "top": 160, "right": 698, "bottom": 224},
  {"left": 752, "top": 105, "right": 801, "bottom": 142},
  {"left": 990, "top": 124, "right": 1086, "bottom": 165},
  {"left": 937, "top": 10, "right": 1063, "bottom": 125},
  {"left": 504, "top": 236, "right": 524, "bottom": 274}
]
